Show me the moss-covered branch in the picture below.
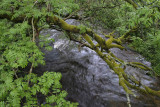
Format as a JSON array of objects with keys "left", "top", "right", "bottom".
[
  {"left": 1, "top": 12, "right": 160, "bottom": 98},
  {"left": 47, "top": 15, "right": 160, "bottom": 97}
]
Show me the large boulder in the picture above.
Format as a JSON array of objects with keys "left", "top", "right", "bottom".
[{"left": 35, "top": 19, "right": 160, "bottom": 107}]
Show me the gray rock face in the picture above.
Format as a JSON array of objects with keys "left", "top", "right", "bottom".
[{"left": 36, "top": 19, "right": 160, "bottom": 107}]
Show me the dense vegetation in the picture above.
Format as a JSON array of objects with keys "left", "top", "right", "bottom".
[
  {"left": 79, "top": 0, "right": 160, "bottom": 75},
  {"left": 0, "top": 0, "right": 160, "bottom": 106},
  {"left": 0, "top": 0, "right": 79, "bottom": 106}
]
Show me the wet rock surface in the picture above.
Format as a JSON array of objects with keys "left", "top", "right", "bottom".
[{"left": 35, "top": 19, "right": 160, "bottom": 107}]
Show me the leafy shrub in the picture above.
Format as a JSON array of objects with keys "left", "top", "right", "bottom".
[
  {"left": 0, "top": 71, "right": 78, "bottom": 107},
  {"left": 0, "top": 0, "right": 79, "bottom": 106},
  {"left": 130, "top": 34, "right": 160, "bottom": 75},
  {"left": 0, "top": 19, "right": 78, "bottom": 106}
]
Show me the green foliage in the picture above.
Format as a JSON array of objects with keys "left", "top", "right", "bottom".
[
  {"left": 78, "top": 0, "right": 123, "bottom": 29},
  {"left": 0, "top": 0, "right": 79, "bottom": 106},
  {"left": 129, "top": 36, "right": 144, "bottom": 52},
  {"left": 130, "top": 33, "right": 160, "bottom": 75},
  {"left": 51, "top": 0, "right": 79, "bottom": 15},
  {"left": 78, "top": 25, "right": 87, "bottom": 34},
  {"left": 0, "top": 20, "right": 44, "bottom": 68},
  {"left": 89, "top": 8, "right": 119, "bottom": 29},
  {"left": 116, "top": 4, "right": 160, "bottom": 75},
  {"left": 115, "top": 5, "right": 159, "bottom": 34},
  {"left": 0, "top": 71, "right": 78, "bottom": 107},
  {"left": 80, "top": 0, "right": 160, "bottom": 75},
  {"left": 39, "top": 34, "right": 55, "bottom": 51}
]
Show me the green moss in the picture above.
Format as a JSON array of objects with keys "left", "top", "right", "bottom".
[
  {"left": 83, "top": 34, "right": 95, "bottom": 47},
  {"left": 129, "top": 62, "right": 152, "bottom": 71}
]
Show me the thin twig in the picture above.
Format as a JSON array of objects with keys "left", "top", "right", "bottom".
[
  {"left": 32, "top": 17, "right": 35, "bottom": 42},
  {"left": 28, "top": 17, "right": 35, "bottom": 84},
  {"left": 64, "top": 7, "right": 85, "bottom": 20},
  {"left": 13, "top": 69, "right": 18, "bottom": 79},
  {"left": 32, "top": 0, "right": 38, "bottom": 7},
  {"left": 28, "top": 63, "right": 33, "bottom": 84},
  {"left": 126, "top": 93, "right": 131, "bottom": 107}
]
